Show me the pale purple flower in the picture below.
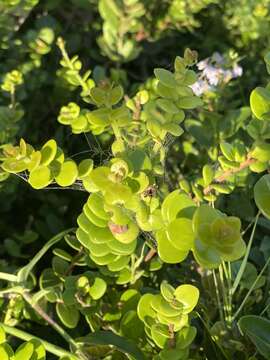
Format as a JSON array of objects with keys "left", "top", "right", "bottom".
[
  {"left": 190, "top": 79, "right": 212, "bottom": 96},
  {"left": 232, "top": 64, "right": 243, "bottom": 78},
  {"left": 202, "top": 65, "right": 220, "bottom": 86},
  {"left": 197, "top": 59, "right": 209, "bottom": 70},
  {"left": 222, "top": 69, "right": 233, "bottom": 83},
  {"left": 212, "top": 52, "right": 224, "bottom": 64},
  {"left": 190, "top": 52, "right": 243, "bottom": 95}
]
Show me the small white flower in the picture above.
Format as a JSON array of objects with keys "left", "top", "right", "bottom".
[
  {"left": 202, "top": 65, "right": 220, "bottom": 86},
  {"left": 190, "top": 79, "right": 211, "bottom": 96},
  {"left": 191, "top": 52, "right": 243, "bottom": 95},
  {"left": 197, "top": 59, "right": 209, "bottom": 70},
  {"left": 232, "top": 64, "right": 243, "bottom": 78},
  {"left": 221, "top": 69, "right": 233, "bottom": 83}
]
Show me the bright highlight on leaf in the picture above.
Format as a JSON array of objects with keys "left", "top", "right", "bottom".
[
  {"left": 254, "top": 174, "right": 270, "bottom": 219},
  {"left": 250, "top": 87, "right": 270, "bottom": 121}
]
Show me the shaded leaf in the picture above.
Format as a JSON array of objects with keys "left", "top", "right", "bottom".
[{"left": 238, "top": 316, "right": 270, "bottom": 359}]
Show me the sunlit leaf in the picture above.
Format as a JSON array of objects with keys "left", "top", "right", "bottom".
[{"left": 254, "top": 174, "right": 270, "bottom": 219}]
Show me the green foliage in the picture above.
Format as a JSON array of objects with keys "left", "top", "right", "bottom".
[
  {"left": 193, "top": 205, "right": 246, "bottom": 268},
  {"left": 238, "top": 316, "right": 270, "bottom": 359},
  {"left": 254, "top": 174, "right": 270, "bottom": 219},
  {"left": 77, "top": 330, "right": 145, "bottom": 359},
  {"left": 97, "top": 0, "right": 217, "bottom": 63},
  {"left": 155, "top": 190, "right": 195, "bottom": 263},
  {"left": 0, "top": 326, "right": 48, "bottom": 360},
  {"left": 250, "top": 87, "right": 270, "bottom": 121},
  {"left": 138, "top": 282, "right": 198, "bottom": 357},
  {"left": 224, "top": 0, "right": 270, "bottom": 46},
  {"left": 0, "top": 139, "right": 81, "bottom": 189}
]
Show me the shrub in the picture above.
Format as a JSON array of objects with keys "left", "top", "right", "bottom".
[{"left": 0, "top": 1, "right": 270, "bottom": 360}]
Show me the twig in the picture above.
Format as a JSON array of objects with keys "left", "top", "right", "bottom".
[
  {"left": 1, "top": 322, "right": 79, "bottom": 360},
  {"left": 204, "top": 157, "right": 256, "bottom": 195},
  {"left": 22, "top": 292, "right": 79, "bottom": 350},
  {"left": 64, "top": 247, "right": 84, "bottom": 276},
  {"left": 144, "top": 248, "right": 157, "bottom": 262}
]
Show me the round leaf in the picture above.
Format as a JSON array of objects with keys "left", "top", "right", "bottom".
[
  {"left": 40, "top": 139, "right": 57, "bottom": 166},
  {"left": 254, "top": 174, "right": 270, "bottom": 219},
  {"left": 156, "top": 230, "right": 188, "bottom": 264},
  {"left": 14, "top": 342, "right": 34, "bottom": 360},
  {"left": 87, "top": 193, "right": 110, "bottom": 220},
  {"left": 161, "top": 190, "right": 196, "bottom": 222},
  {"left": 109, "top": 85, "right": 123, "bottom": 105},
  {"left": 2, "top": 158, "right": 28, "bottom": 173},
  {"left": 55, "top": 160, "right": 78, "bottom": 187},
  {"left": 29, "top": 339, "right": 46, "bottom": 360},
  {"left": 137, "top": 293, "right": 156, "bottom": 323},
  {"left": 112, "top": 221, "right": 139, "bottom": 244},
  {"left": 166, "top": 218, "right": 194, "bottom": 251},
  {"left": 151, "top": 323, "right": 170, "bottom": 349},
  {"left": 83, "top": 204, "right": 107, "bottom": 227},
  {"left": 176, "top": 326, "right": 197, "bottom": 349},
  {"left": 0, "top": 345, "right": 9, "bottom": 360},
  {"left": 28, "top": 165, "right": 53, "bottom": 189},
  {"left": 238, "top": 315, "right": 270, "bottom": 359},
  {"left": 154, "top": 68, "right": 176, "bottom": 88},
  {"left": 160, "top": 282, "right": 175, "bottom": 302},
  {"left": 56, "top": 303, "right": 80, "bottom": 328},
  {"left": 174, "top": 284, "right": 199, "bottom": 314},
  {"left": 0, "top": 326, "right": 5, "bottom": 344},
  {"left": 250, "top": 87, "right": 270, "bottom": 120},
  {"left": 89, "top": 277, "right": 107, "bottom": 300},
  {"left": 78, "top": 159, "right": 93, "bottom": 178}
]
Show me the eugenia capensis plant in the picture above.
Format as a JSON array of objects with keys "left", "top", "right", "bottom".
[
  {"left": 0, "top": 12, "right": 55, "bottom": 151},
  {"left": 224, "top": 0, "right": 270, "bottom": 47},
  {"left": 97, "top": 0, "right": 217, "bottom": 63},
  {"left": 0, "top": 0, "right": 39, "bottom": 50},
  {"left": 0, "top": 39, "right": 270, "bottom": 360}
]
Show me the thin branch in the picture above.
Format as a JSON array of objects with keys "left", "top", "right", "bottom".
[
  {"left": 204, "top": 157, "right": 256, "bottom": 195},
  {"left": 144, "top": 248, "right": 157, "bottom": 262},
  {"left": 0, "top": 272, "right": 18, "bottom": 282},
  {"left": 1, "top": 322, "right": 80, "bottom": 360},
  {"left": 64, "top": 247, "right": 84, "bottom": 276},
  {"left": 21, "top": 293, "right": 89, "bottom": 360}
]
